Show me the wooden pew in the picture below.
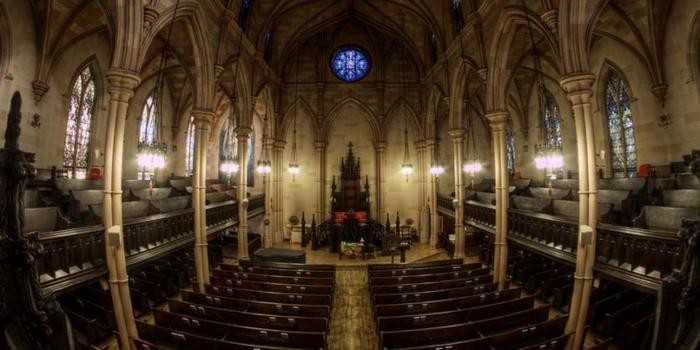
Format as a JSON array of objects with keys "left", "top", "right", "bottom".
[
  {"left": 475, "top": 191, "right": 496, "bottom": 205},
  {"left": 239, "top": 260, "right": 336, "bottom": 272},
  {"left": 169, "top": 178, "right": 192, "bottom": 195},
  {"left": 552, "top": 200, "right": 613, "bottom": 223},
  {"left": 376, "top": 296, "right": 536, "bottom": 331},
  {"left": 370, "top": 274, "right": 492, "bottom": 294},
  {"left": 472, "top": 305, "right": 550, "bottom": 336},
  {"left": 661, "top": 189, "right": 700, "bottom": 208},
  {"left": 488, "top": 317, "right": 568, "bottom": 350},
  {"left": 206, "top": 191, "right": 231, "bottom": 204},
  {"left": 528, "top": 187, "right": 571, "bottom": 200},
  {"left": 23, "top": 188, "right": 42, "bottom": 208},
  {"left": 226, "top": 263, "right": 336, "bottom": 278},
  {"left": 89, "top": 200, "right": 151, "bottom": 221},
  {"left": 150, "top": 196, "right": 190, "bottom": 213},
  {"left": 55, "top": 178, "right": 103, "bottom": 196},
  {"left": 675, "top": 173, "right": 700, "bottom": 189},
  {"left": 369, "top": 268, "right": 490, "bottom": 285},
  {"left": 598, "top": 178, "right": 646, "bottom": 195},
  {"left": 123, "top": 179, "right": 151, "bottom": 192},
  {"left": 511, "top": 195, "right": 553, "bottom": 213},
  {"left": 633, "top": 205, "right": 700, "bottom": 233},
  {"left": 512, "top": 178, "right": 532, "bottom": 193},
  {"left": 374, "top": 287, "right": 522, "bottom": 317},
  {"left": 210, "top": 183, "right": 232, "bottom": 192},
  {"left": 136, "top": 321, "right": 303, "bottom": 350},
  {"left": 131, "top": 188, "right": 172, "bottom": 201},
  {"left": 380, "top": 322, "right": 483, "bottom": 349},
  {"left": 369, "top": 262, "right": 482, "bottom": 277},
  {"left": 524, "top": 265, "right": 573, "bottom": 294},
  {"left": 205, "top": 285, "right": 332, "bottom": 305},
  {"left": 372, "top": 281, "right": 497, "bottom": 304},
  {"left": 181, "top": 290, "right": 331, "bottom": 318},
  {"left": 551, "top": 179, "right": 579, "bottom": 190},
  {"left": 69, "top": 189, "right": 104, "bottom": 220},
  {"left": 152, "top": 309, "right": 326, "bottom": 349},
  {"left": 23, "top": 207, "right": 69, "bottom": 233},
  {"left": 209, "top": 276, "right": 333, "bottom": 295},
  {"left": 212, "top": 269, "right": 334, "bottom": 286},
  {"left": 168, "top": 300, "right": 328, "bottom": 332}
]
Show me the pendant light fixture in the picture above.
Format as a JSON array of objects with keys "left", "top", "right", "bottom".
[
  {"left": 219, "top": 11, "right": 244, "bottom": 182},
  {"left": 522, "top": 0, "right": 563, "bottom": 174},
  {"left": 137, "top": 0, "right": 180, "bottom": 180},
  {"left": 398, "top": 41, "right": 413, "bottom": 181},
  {"left": 256, "top": 61, "right": 272, "bottom": 176},
  {"left": 429, "top": 110, "right": 445, "bottom": 177},
  {"left": 288, "top": 43, "right": 301, "bottom": 180}
]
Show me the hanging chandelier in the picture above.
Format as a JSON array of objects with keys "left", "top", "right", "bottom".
[
  {"left": 256, "top": 112, "right": 272, "bottom": 175},
  {"left": 398, "top": 42, "right": 413, "bottom": 181},
  {"left": 288, "top": 42, "right": 301, "bottom": 181},
  {"left": 523, "top": 0, "right": 563, "bottom": 173},
  {"left": 429, "top": 113, "right": 445, "bottom": 177},
  {"left": 220, "top": 11, "right": 246, "bottom": 180},
  {"left": 137, "top": 0, "right": 181, "bottom": 180}
]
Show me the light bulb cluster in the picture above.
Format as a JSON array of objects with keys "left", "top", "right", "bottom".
[
  {"left": 534, "top": 152, "right": 564, "bottom": 170},
  {"left": 463, "top": 161, "right": 483, "bottom": 175},
  {"left": 288, "top": 162, "right": 300, "bottom": 175},
  {"left": 256, "top": 160, "right": 272, "bottom": 175},
  {"left": 137, "top": 142, "right": 167, "bottom": 170},
  {"left": 220, "top": 158, "right": 239, "bottom": 174},
  {"left": 430, "top": 163, "right": 445, "bottom": 176},
  {"left": 401, "top": 163, "right": 413, "bottom": 175}
]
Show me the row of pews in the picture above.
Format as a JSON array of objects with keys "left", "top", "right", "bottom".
[
  {"left": 24, "top": 177, "right": 238, "bottom": 232},
  {"left": 60, "top": 244, "right": 223, "bottom": 349},
  {"left": 135, "top": 261, "right": 336, "bottom": 350},
  {"left": 369, "top": 259, "right": 569, "bottom": 350}
]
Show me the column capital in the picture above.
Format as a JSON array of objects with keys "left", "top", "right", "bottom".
[
  {"left": 414, "top": 139, "right": 427, "bottom": 150},
  {"left": 485, "top": 111, "right": 509, "bottom": 129},
  {"left": 314, "top": 141, "right": 327, "bottom": 151},
  {"left": 273, "top": 140, "right": 286, "bottom": 150},
  {"left": 374, "top": 141, "right": 388, "bottom": 151},
  {"left": 263, "top": 137, "right": 275, "bottom": 147},
  {"left": 106, "top": 69, "right": 140, "bottom": 102},
  {"left": 235, "top": 126, "right": 253, "bottom": 139},
  {"left": 560, "top": 73, "right": 595, "bottom": 105},
  {"left": 192, "top": 109, "right": 215, "bottom": 127},
  {"left": 425, "top": 138, "right": 439, "bottom": 147},
  {"left": 448, "top": 128, "right": 466, "bottom": 140}
]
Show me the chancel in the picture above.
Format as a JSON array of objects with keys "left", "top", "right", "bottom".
[{"left": 1, "top": 0, "right": 700, "bottom": 349}]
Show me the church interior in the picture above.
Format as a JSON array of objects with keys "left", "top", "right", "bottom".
[{"left": 1, "top": 0, "right": 699, "bottom": 349}]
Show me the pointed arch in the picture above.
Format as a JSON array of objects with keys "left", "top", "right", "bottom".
[
  {"left": 426, "top": 84, "right": 448, "bottom": 139},
  {"left": 382, "top": 98, "right": 422, "bottom": 140},
  {"left": 322, "top": 97, "right": 381, "bottom": 142},
  {"left": 448, "top": 56, "right": 482, "bottom": 129},
  {"left": 690, "top": 11, "right": 700, "bottom": 97},
  {"left": 279, "top": 97, "right": 319, "bottom": 142},
  {"left": 0, "top": 3, "right": 11, "bottom": 82}
]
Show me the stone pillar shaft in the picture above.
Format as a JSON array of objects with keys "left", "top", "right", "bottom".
[
  {"left": 315, "top": 142, "right": 327, "bottom": 221},
  {"left": 192, "top": 110, "right": 213, "bottom": 291},
  {"left": 486, "top": 112, "right": 509, "bottom": 291},
  {"left": 272, "top": 141, "right": 285, "bottom": 243},
  {"left": 103, "top": 70, "right": 140, "bottom": 349},
  {"left": 449, "top": 129, "right": 466, "bottom": 259},
  {"left": 415, "top": 140, "right": 428, "bottom": 243},
  {"left": 236, "top": 127, "right": 252, "bottom": 260},
  {"left": 263, "top": 137, "right": 274, "bottom": 247},
  {"left": 426, "top": 139, "right": 439, "bottom": 249},
  {"left": 375, "top": 141, "right": 387, "bottom": 220}
]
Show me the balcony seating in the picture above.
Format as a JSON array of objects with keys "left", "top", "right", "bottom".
[
  {"left": 511, "top": 195, "right": 553, "bottom": 213},
  {"left": 205, "top": 191, "right": 232, "bottom": 204},
  {"left": 168, "top": 178, "right": 192, "bottom": 195},
  {"left": 661, "top": 189, "right": 700, "bottom": 208},
  {"left": 131, "top": 187, "right": 172, "bottom": 201},
  {"left": 674, "top": 173, "right": 700, "bottom": 189},
  {"left": 552, "top": 200, "right": 614, "bottom": 223},
  {"left": 89, "top": 201, "right": 151, "bottom": 221},
  {"left": 551, "top": 179, "right": 579, "bottom": 190},
  {"left": 150, "top": 196, "right": 190, "bottom": 213},
  {"left": 23, "top": 207, "right": 70, "bottom": 233},
  {"left": 123, "top": 180, "right": 151, "bottom": 192},
  {"left": 475, "top": 191, "right": 496, "bottom": 205},
  {"left": 528, "top": 187, "right": 572, "bottom": 200},
  {"left": 633, "top": 205, "right": 700, "bottom": 232}
]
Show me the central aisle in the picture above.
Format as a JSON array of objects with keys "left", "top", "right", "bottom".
[{"left": 327, "top": 266, "right": 379, "bottom": 350}]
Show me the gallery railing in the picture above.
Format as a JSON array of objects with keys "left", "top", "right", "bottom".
[
  {"left": 39, "top": 195, "right": 264, "bottom": 295},
  {"left": 436, "top": 194, "right": 681, "bottom": 292}
]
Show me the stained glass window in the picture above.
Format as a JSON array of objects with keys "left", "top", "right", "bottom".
[
  {"left": 605, "top": 71, "right": 637, "bottom": 177},
  {"left": 263, "top": 31, "right": 273, "bottom": 63},
  {"left": 63, "top": 66, "right": 95, "bottom": 179},
  {"left": 452, "top": 0, "right": 465, "bottom": 32},
  {"left": 430, "top": 33, "right": 438, "bottom": 64},
  {"left": 331, "top": 47, "right": 370, "bottom": 82},
  {"left": 140, "top": 93, "right": 157, "bottom": 144},
  {"left": 506, "top": 123, "right": 516, "bottom": 173},
  {"left": 543, "top": 90, "right": 562, "bottom": 148},
  {"left": 238, "top": 0, "right": 252, "bottom": 32},
  {"left": 185, "top": 116, "right": 195, "bottom": 175}
]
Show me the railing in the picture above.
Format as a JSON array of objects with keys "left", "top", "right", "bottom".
[
  {"left": 460, "top": 200, "right": 681, "bottom": 292},
  {"left": 248, "top": 193, "right": 265, "bottom": 217},
  {"left": 38, "top": 198, "right": 255, "bottom": 295},
  {"left": 436, "top": 194, "right": 454, "bottom": 215}
]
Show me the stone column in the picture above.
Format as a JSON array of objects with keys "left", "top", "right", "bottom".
[
  {"left": 263, "top": 137, "right": 274, "bottom": 247},
  {"left": 486, "top": 111, "right": 509, "bottom": 291},
  {"left": 315, "top": 141, "right": 327, "bottom": 221},
  {"left": 449, "top": 128, "right": 466, "bottom": 259},
  {"left": 192, "top": 109, "right": 213, "bottom": 291},
  {"left": 374, "top": 141, "right": 387, "bottom": 220},
  {"left": 415, "top": 140, "right": 428, "bottom": 243},
  {"left": 426, "top": 138, "right": 439, "bottom": 249},
  {"left": 272, "top": 140, "right": 286, "bottom": 243},
  {"left": 560, "top": 73, "right": 597, "bottom": 350},
  {"left": 103, "top": 70, "right": 140, "bottom": 349},
  {"left": 236, "top": 127, "right": 252, "bottom": 260}
]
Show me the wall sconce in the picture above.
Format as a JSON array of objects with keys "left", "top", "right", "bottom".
[
  {"left": 30, "top": 113, "right": 41, "bottom": 128},
  {"left": 658, "top": 113, "right": 672, "bottom": 129}
]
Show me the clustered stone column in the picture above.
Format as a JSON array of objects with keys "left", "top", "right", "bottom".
[
  {"left": 236, "top": 126, "right": 252, "bottom": 260},
  {"left": 486, "top": 111, "right": 509, "bottom": 291},
  {"left": 414, "top": 139, "right": 429, "bottom": 243},
  {"left": 314, "top": 141, "right": 327, "bottom": 221},
  {"left": 192, "top": 109, "right": 213, "bottom": 291},
  {"left": 102, "top": 70, "right": 140, "bottom": 350},
  {"left": 425, "top": 138, "right": 439, "bottom": 249},
  {"left": 272, "top": 140, "right": 286, "bottom": 243},
  {"left": 374, "top": 141, "right": 387, "bottom": 220},
  {"left": 560, "top": 73, "right": 598, "bottom": 350},
  {"left": 263, "top": 136, "right": 275, "bottom": 247},
  {"left": 449, "top": 128, "right": 466, "bottom": 259}
]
